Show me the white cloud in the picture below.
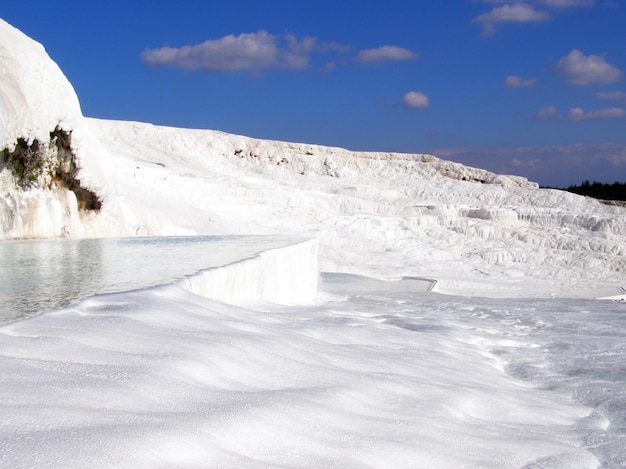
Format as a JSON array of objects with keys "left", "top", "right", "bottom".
[
  {"left": 537, "top": 0, "right": 594, "bottom": 7},
  {"left": 567, "top": 106, "right": 626, "bottom": 121},
  {"left": 532, "top": 104, "right": 625, "bottom": 122},
  {"left": 142, "top": 33, "right": 418, "bottom": 73},
  {"left": 141, "top": 31, "right": 320, "bottom": 72},
  {"left": 474, "top": 0, "right": 596, "bottom": 36},
  {"left": 553, "top": 49, "right": 624, "bottom": 85},
  {"left": 402, "top": 91, "right": 430, "bottom": 109},
  {"left": 280, "top": 34, "right": 318, "bottom": 70},
  {"left": 474, "top": 4, "right": 550, "bottom": 35},
  {"left": 595, "top": 90, "right": 626, "bottom": 102},
  {"left": 355, "top": 46, "right": 418, "bottom": 64},
  {"left": 505, "top": 75, "right": 537, "bottom": 88},
  {"left": 536, "top": 105, "right": 558, "bottom": 120},
  {"left": 142, "top": 31, "right": 277, "bottom": 71},
  {"left": 477, "top": 3, "right": 550, "bottom": 21},
  {"left": 478, "top": 0, "right": 594, "bottom": 6},
  {"left": 320, "top": 62, "right": 336, "bottom": 74}
]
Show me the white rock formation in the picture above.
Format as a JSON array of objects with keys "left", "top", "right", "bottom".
[{"left": 1, "top": 18, "right": 625, "bottom": 297}]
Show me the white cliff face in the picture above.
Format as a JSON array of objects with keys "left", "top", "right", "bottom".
[
  {"left": 181, "top": 239, "right": 319, "bottom": 305},
  {"left": 0, "top": 19, "right": 117, "bottom": 240},
  {"left": 0, "top": 20, "right": 82, "bottom": 149},
  {"left": 0, "top": 19, "right": 81, "bottom": 238},
  {"left": 1, "top": 19, "right": 625, "bottom": 297}
]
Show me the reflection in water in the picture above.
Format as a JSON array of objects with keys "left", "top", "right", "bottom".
[
  {"left": 0, "top": 235, "right": 304, "bottom": 324},
  {"left": 0, "top": 239, "right": 103, "bottom": 323}
]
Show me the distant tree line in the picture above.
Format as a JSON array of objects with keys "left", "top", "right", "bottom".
[{"left": 558, "top": 180, "right": 626, "bottom": 202}]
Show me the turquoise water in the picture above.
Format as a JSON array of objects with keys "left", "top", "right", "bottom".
[{"left": 0, "top": 235, "right": 304, "bottom": 324}]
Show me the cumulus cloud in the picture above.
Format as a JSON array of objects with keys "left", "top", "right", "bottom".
[
  {"left": 553, "top": 49, "right": 624, "bottom": 85},
  {"left": 402, "top": 91, "right": 430, "bottom": 109},
  {"left": 536, "top": 105, "right": 558, "bottom": 120},
  {"left": 595, "top": 90, "right": 626, "bottom": 103},
  {"left": 537, "top": 0, "right": 594, "bottom": 7},
  {"left": 473, "top": 4, "right": 550, "bottom": 35},
  {"left": 567, "top": 106, "right": 626, "bottom": 121},
  {"left": 532, "top": 104, "right": 625, "bottom": 122},
  {"left": 141, "top": 31, "right": 319, "bottom": 72},
  {"left": 505, "top": 75, "right": 537, "bottom": 88},
  {"left": 320, "top": 62, "right": 336, "bottom": 74},
  {"left": 281, "top": 34, "right": 318, "bottom": 70},
  {"left": 142, "top": 31, "right": 277, "bottom": 71},
  {"left": 474, "top": 0, "right": 596, "bottom": 36},
  {"left": 141, "top": 33, "right": 417, "bottom": 73},
  {"left": 355, "top": 46, "right": 418, "bottom": 64},
  {"left": 478, "top": 0, "right": 594, "bottom": 7}
]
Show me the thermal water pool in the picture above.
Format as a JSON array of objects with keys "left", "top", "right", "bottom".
[{"left": 0, "top": 235, "right": 306, "bottom": 323}]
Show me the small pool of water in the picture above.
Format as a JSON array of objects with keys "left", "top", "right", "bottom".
[
  {"left": 0, "top": 235, "right": 304, "bottom": 324},
  {"left": 320, "top": 272, "right": 435, "bottom": 293}
]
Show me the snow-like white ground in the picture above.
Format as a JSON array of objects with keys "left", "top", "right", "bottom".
[
  {"left": 86, "top": 117, "right": 626, "bottom": 298},
  {"left": 1, "top": 272, "right": 622, "bottom": 469},
  {"left": 1, "top": 17, "right": 626, "bottom": 468},
  {"left": 2, "top": 18, "right": 626, "bottom": 298}
]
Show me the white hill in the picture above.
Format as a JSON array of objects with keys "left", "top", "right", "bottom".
[
  {"left": 2, "top": 19, "right": 626, "bottom": 468},
  {"left": 1, "top": 17, "right": 625, "bottom": 298}
]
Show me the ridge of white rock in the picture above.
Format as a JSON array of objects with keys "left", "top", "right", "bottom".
[
  {"left": 0, "top": 236, "right": 321, "bottom": 324},
  {"left": 89, "top": 117, "right": 626, "bottom": 297},
  {"left": 0, "top": 20, "right": 81, "bottom": 149},
  {"left": 180, "top": 239, "right": 319, "bottom": 305},
  {"left": 1, "top": 18, "right": 625, "bottom": 297},
  {"left": 0, "top": 18, "right": 116, "bottom": 240}
]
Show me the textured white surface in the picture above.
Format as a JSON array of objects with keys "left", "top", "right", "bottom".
[
  {"left": 1, "top": 278, "right": 616, "bottom": 469},
  {"left": 2, "top": 17, "right": 625, "bottom": 297},
  {"left": 0, "top": 19, "right": 81, "bottom": 149},
  {"left": 181, "top": 239, "right": 319, "bottom": 305},
  {"left": 88, "top": 118, "right": 626, "bottom": 297},
  {"left": 1, "top": 19, "right": 626, "bottom": 468}
]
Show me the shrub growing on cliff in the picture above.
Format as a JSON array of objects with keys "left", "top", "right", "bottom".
[
  {"left": 1, "top": 138, "right": 52, "bottom": 187},
  {"left": 1, "top": 127, "right": 101, "bottom": 210}
]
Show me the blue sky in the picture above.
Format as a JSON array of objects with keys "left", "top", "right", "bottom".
[{"left": 2, "top": 1, "right": 625, "bottom": 186}]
